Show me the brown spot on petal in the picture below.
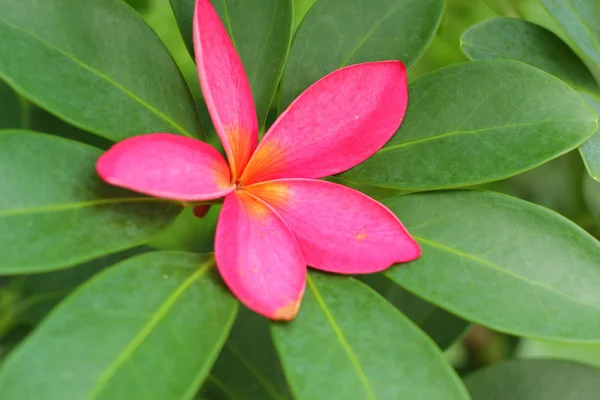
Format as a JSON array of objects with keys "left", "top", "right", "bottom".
[{"left": 273, "top": 297, "right": 303, "bottom": 321}]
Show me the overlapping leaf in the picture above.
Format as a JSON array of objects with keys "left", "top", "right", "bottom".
[
  {"left": 385, "top": 190, "right": 600, "bottom": 342},
  {"left": 461, "top": 17, "right": 600, "bottom": 180},
  {"left": 0, "top": 252, "right": 238, "bottom": 400},
  {"left": 343, "top": 60, "right": 598, "bottom": 189},
  {"left": 0, "top": 0, "right": 201, "bottom": 141},
  {"left": 0, "top": 131, "right": 182, "bottom": 273},
  {"left": 271, "top": 273, "right": 468, "bottom": 400}
]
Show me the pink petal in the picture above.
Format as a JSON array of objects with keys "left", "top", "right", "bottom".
[
  {"left": 194, "top": 0, "right": 258, "bottom": 179},
  {"left": 246, "top": 179, "right": 420, "bottom": 274},
  {"left": 215, "top": 191, "right": 306, "bottom": 320},
  {"left": 241, "top": 61, "right": 408, "bottom": 185},
  {"left": 96, "top": 133, "right": 234, "bottom": 201}
]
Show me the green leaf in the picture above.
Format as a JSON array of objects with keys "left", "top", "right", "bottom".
[
  {"left": 343, "top": 60, "right": 598, "bottom": 189},
  {"left": 271, "top": 273, "right": 469, "bottom": 400},
  {"left": 0, "top": 0, "right": 202, "bottom": 141},
  {"left": 278, "top": 0, "right": 443, "bottom": 110},
  {"left": 201, "top": 307, "right": 292, "bottom": 400},
  {"left": 8, "top": 247, "right": 150, "bottom": 327},
  {"left": 0, "top": 252, "right": 238, "bottom": 400},
  {"left": 361, "top": 274, "right": 469, "bottom": 350},
  {"left": 169, "top": 0, "right": 292, "bottom": 130},
  {"left": 584, "top": 173, "right": 600, "bottom": 224},
  {"left": 465, "top": 359, "right": 600, "bottom": 400},
  {"left": 0, "top": 82, "right": 21, "bottom": 129},
  {"left": 0, "top": 131, "right": 182, "bottom": 273},
  {"left": 385, "top": 190, "right": 600, "bottom": 342},
  {"left": 461, "top": 18, "right": 600, "bottom": 181},
  {"left": 542, "top": 0, "right": 600, "bottom": 70}
]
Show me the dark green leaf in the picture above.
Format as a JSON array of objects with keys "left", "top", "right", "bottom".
[
  {"left": 0, "top": 82, "right": 21, "bottom": 129},
  {"left": 0, "top": 252, "right": 238, "bottom": 400},
  {"left": 271, "top": 273, "right": 468, "bottom": 400},
  {"left": 542, "top": 0, "right": 600, "bottom": 69},
  {"left": 361, "top": 274, "right": 469, "bottom": 349},
  {"left": 279, "top": 0, "right": 443, "bottom": 110},
  {"left": 465, "top": 359, "right": 600, "bottom": 400},
  {"left": 343, "top": 61, "right": 598, "bottom": 189},
  {"left": 8, "top": 247, "right": 150, "bottom": 327},
  {"left": 461, "top": 17, "right": 600, "bottom": 181},
  {"left": 201, "top": 307, "right": 292, "bottom": 400},
  {"left": 0, "top": 0, "right": 202, "bottom": 141},
  {"left": 169, "top": 0, "right": 292, "bottom": 129},
  {"left": 385, "top": 190, "right": 600, "bottom": 341},
  {"left": 0, "top": 131, "right": 182, "bottom": 273}
]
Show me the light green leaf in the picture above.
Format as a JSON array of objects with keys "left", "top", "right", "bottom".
[
  {"left": 461, "top": 17, "right": 600, "bottom": 181},
  {"left": 361, "top": 274, "right": 469, "bottom": 350},
  {"left": 465, "top": 359, "right": 600, "bottom": 400},
  {"left": 0, "top": 0, "right": 202, "bottom": 141},
  {"left": 271, "top": 273, "right": 469, "bottom": 400},
  {"left": 279, "top": 0, "right": 443, "bottom": 110},
  {"left": 201, "top": 307, "right": 292, "bottom": 400},
  {"left": 0, "top": 131, "right": 182, "bottom": 273},
  {"left": 0, "top": 252, "right": 238, "bottom": 400},
  {"left": 385, "top": 190, "right": 600, "bottom": 342},
  {"left": 542, "top": 0, "right": 600, "bottom": 70},
  {"left": 169, "top": 0, "right": 292, "bottom": 130},
  {"left": 343, "top": 60, "right": 598, "bottom": 189}
]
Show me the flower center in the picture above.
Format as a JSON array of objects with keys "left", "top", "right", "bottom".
[{"left": 234, "top": 178, "right": 243, "bottom": 190}]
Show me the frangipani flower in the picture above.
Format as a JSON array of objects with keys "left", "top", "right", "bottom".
[{"left": 96, "top": 0, "right": 420, "bottom": 320}]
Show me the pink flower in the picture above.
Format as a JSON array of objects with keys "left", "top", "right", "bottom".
[{"left": 96, "top": 0, "right": 420, "bottom": 320}]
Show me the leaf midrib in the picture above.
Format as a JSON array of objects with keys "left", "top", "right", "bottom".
[
  {"left": 0, "top": 17, "right": 194, "bottom": 138},
  {"left": 307, "top": 276, "right": 376, "bottom": 400},
  {"left": 0, "top": 197, "right": 176, "bottom": 218},
  {"left": 413, "top": 235, "right": 600, "bottom": 313},
  {"left": 377, "top": 119, "right": 592, "bottom": 153},
  {"left": 86, "top": 261, "right": 213, "bottom": 400}
]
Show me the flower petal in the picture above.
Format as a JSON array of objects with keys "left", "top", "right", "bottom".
[
  {"left": 241, "top": 61, "right": 408, "bottom": 184},
  {"left": 215, "top": 191, "right": 306, "bottom": 320},
  {"left": 97, "top": 133, "right": 234, "bottom": 201},
  {"left": 194, "top": 0, "right": 258, "bottom": 178},
  {"left": 246, "top": 179, "right": 420, "bottom": 273}
]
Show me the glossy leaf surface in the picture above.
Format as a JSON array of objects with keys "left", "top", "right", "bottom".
[
  {"left": 271, "top": 273, "right": 468, "bottom": 400},
  {"left": 0, "top": 252, "right": 238, "bottom": 400},
  {"left": 344, "top": 61, "right": 598, "bottom": 189},
  {"left": 170, "top": 0, "right": 292, "bottom": 129},
  {"left": 279, "top": 0, "right": 443, "bottom": 109},
  {"left": 461, "top": 17, "right": 600, "bottom": 180},
  {"left": 0, "top": 131, "right": 182, "bottom": 273},
  {"left": 385, "top": 191, "right": 600, "bottom": 341},
  {"left": 465, "top": 359, "right": 600, "bottom": 400},
  {"left": 0, "top": 0, "right": 201, "bottom": 140}
]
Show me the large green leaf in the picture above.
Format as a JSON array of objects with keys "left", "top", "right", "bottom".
[
  {"left": 542, "top": 0, "right": 600, "bottom": 70},
  {"left": 0, "top": 131, "right": 182, "bottom": 273},
  {"left": 278, "top": 0, "right": 443, "bottom": 110},
  {"left": 343, "top": 60, "right": 598, "bottom": 189},
  {"left": 169, "top": 0, "right": 292, "bottom": 130},
  {"left": 465, "top": 359, "right": 600, "bottom": 400},
  {"left": 0, "top": 0, "right": 201, "bottom": 141},
  {"left": 0, "top": 252, "right": 238, "bottom": 400},
  {"left": 271, "top": 273, "right": 469, "bottom": 400},
  {"left": 361, "top": 274, "right": 469, "bottom": 350},
  {"left": 385, "top": 190, "right": 600, "bottom": 342},
  {"left": 461, "top": 18, "right": 600, "bottom": 181},
  {"left": 201, "top": 307, "right": 292, "bottom": 400}
]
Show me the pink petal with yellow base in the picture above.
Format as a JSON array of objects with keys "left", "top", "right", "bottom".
[
  {"left": 96, "top": 133, "right": 233, "bottom": 201},
  {"left": 215, "top": 191, "right": 306, "bottom": 320},
  {"left": 241, "top": 61, "right": 408, "bottom": 185},
  {"left": 246, "top": 179, "right": 420, "bottom": 274},
  {"left": 194, "top": 0, "right": 258, "bottom": 178}
]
